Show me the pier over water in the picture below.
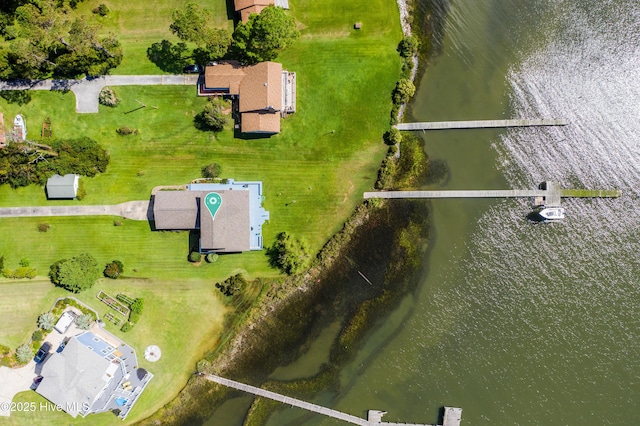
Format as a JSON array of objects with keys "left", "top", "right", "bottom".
[
  {"left": 395, "top": 119, "right": 568, "bottom": 131},
  {"left": 200, "top": 373, "right": 462, "bottom": 426},
  {"left": 364, "top": 181, "right": 621, "bottom": 207}
]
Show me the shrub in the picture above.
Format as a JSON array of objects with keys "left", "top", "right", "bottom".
[
  {"left": 189, "top": 251, "right": 202, "bottom": 262},
  {"left": 98, "top": 87, "right": 119, "bottom": 106},
  {"left": 201, "top": 163, "right": 222, "bottom": 179},
  {"left": 194, "top": 98, "right": 228, "bottom": 132},
  {"left": 206, "top": 253, "right": 219, "bottom": 263},
  {"left": 93, "top": 4, "right": 110, "bottom": 17},
  {"left": 130, "top": 298, "right": 144, "bottom": 314},
  {"left": 113, "top": 220, "right": 123, "bottom": 226},
  {"left": 116, "top": 126, "right": 139, "bottom": 136},
  {"left": 15, "top": 344, "right": 32, "bottom": 364},
  {"left": 392, "top": 79, "right": 416, "bottom": 105},
  {"left": 76, "top": 313, "right": 93, "bottom": 330},
  {"left": 267, "top": 232, "right": 311, "bottom": 275},
  {"left": 397, "top": 35, "right": 420, "bottom": 58},
  {"left": 121, "top": 322, "right": 133, "bottom": 332},
  {"left": 37, "top": 312, "right": 55, "bottom": 331},
  {"left": 104, "top": 260, "right": 124, "bottom": 279},
  {"left": 37, "top": 223, "right": 50, "bottom": 232},
  {"left": 196, "top": 359, "right": 211, "bottom": 373},
  {"left": 32, "top": 330, "right": 43, "bottom": 342},
  {"left": 76, "top": 179, "right": 86, "bottom": 200},
  {"left": 215, "top": 274, "right": 246, "bottom": 296},
  {"left": 19, "top": 258, "right": 30, "bottom": 267},
  {"left": 383, "top": 128, "right": 402, "bottom": 146}
]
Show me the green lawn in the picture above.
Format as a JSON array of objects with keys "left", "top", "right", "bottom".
[
  {"left": 3, "top": 277, "right": 230, "bottom": 425},
  {"left": 0, "top": 0, "right": 402, "bottom": 423}
]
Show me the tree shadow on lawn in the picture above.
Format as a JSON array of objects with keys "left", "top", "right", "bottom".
[
  {"left": 146, "top": 40, "right": 190, "bottom": 74},
  {"left": 0, "top": 90, "right": 32, "bottom": 105}
]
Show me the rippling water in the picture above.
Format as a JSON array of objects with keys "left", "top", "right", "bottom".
[
  {"left": 434, "top": 0, "right": 640, "bottom": 423},
  {"left": 262, "top": 2, "right": 640, "bottom": 425}
]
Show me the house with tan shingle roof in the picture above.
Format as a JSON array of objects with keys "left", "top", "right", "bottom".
[
  {"left": 200, "top": 61, "right": 296, "bottom": 134},
  {"left": 234, "top": 0, "right": 290, "bottom": 23}
]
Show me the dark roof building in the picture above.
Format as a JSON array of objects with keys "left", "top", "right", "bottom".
[
  {"left": 46, "top": 174, "right": 79, "bottom": 199},
  {"left": 153, "top": 180, "right": 269, "bottom": 253}
]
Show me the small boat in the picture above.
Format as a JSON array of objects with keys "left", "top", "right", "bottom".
[
  {"left": 536, "top": 206, "right": 565, "bottom": 221},
  {"left": 13, "top": 114, "right": 26, "bottom": 141}
]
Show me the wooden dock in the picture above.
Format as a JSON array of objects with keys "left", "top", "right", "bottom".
[
  {"left": 364, "top": 181, "right": 621, "bottom": 206},
  {"left": 394, "top": 119, "right": 568, "bottom": 131},
  {"left": 201, "top": 374, "right": 461, "bottom": 426}
]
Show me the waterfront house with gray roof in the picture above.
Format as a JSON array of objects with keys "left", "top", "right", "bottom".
[{"left": 152, "top": 180, "right": 269, "bottom": 253}]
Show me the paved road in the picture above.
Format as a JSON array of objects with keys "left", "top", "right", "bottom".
[
  {"left": 0, "top": 201, "right": 151, "bottom": 220},
  {"left": 0, "top": 75, "right": 199, "bottom": 113}
]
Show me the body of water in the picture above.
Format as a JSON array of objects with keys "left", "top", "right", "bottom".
[{"left": 213, "top": 1, "right": 640, "bottom": 424}]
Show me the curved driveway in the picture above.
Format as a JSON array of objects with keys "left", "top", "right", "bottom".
[
  {"left": 0, "top": 201, "right": 152, "bottom": 220},
  {"left": 0, "top": 74, "right": 199, "bottom": 113}
]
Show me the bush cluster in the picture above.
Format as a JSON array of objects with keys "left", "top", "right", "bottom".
[
  {"left": 116, "top": 126, "right": 139, "bottom": 136},
  {"left": 98, "top": 87, "right": 119, "bottom": 107},
  {"left": 215, "top": 274, "right": 246, "bottom": 297},
  {"left": 103, "top": 260, "right": 124, "bottom": 279},
  {"left": 121, "top": 297, "right": 144, "bottom": 332},
  {"left": 93, "top": 4, "right": 110, "bottom": 16}
]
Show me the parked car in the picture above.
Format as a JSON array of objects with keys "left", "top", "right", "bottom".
[
  {"left": 183, "top": 64, "right": 203, "bottom": 74},
  {"left": 34, "top": 342, "right": 51, "bottom": 363},
  {"left": 56, "top": 339, "right": 67, "bottom": 353}
]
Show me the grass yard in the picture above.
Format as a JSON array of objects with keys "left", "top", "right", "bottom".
[
  {"left": 0, "top": 0, "right": 403, "bottom": 423},
  {"left": 73, "top": 0, "right": 234, "bottom": 74},
  {"left": 4, "top": 277, "right": 230, "bottom": 425}
]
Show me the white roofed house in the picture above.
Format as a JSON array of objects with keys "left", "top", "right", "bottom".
[{"left": 36, "top": 331, "right": 153, "bottom": 419}]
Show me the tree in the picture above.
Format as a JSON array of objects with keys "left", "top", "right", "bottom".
[
  {"left": 215, "top": 273, "right": 246, "bottom": 296},
  {"left": 267, "top": 232, "right": 310, "bottom": 275},
  {"left": 49, "top": 253, "right": 100, "bottom": 293},
  {"left": 231, "top": 6, "right": 299, "bottom": 64},
  {"left": 103, "top": 260, "right": 124, "bottom": 279},
  {"left": 201, "top": 163, "right": 222, "bottom": 179},
  {"left": 397, "top": 35, "right": 420, "bottom": 58},
  {"left": 170, "top": 3, "right": 231, "bottom": 62},
  {"left": 37, "top": 312, "right": 55, "bottom": 331},
  {"left": 392, "top": 79, "right": 415, "bottom": 104},
  {"left": 195, "top": 98, "right": 228, "bottom": 132},
  {"left": 15, "top": 343, "right": 32, "bottom": 364},
  {"left": 75, "top": 313, "right": 93, "bottom": 330},
  {"left": 384, "top": 128, "right": 402, "bottom": 146},
  {"left": 146, "top": 40, "right": 189, "bottom": 73},
  {"left": 3, "top": 0, "right": 122, "bottom": 78}
]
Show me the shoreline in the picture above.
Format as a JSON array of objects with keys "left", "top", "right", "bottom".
[
  {"left": 138, "top": 1, "right": 432, "bottom": 424},
  {"left": 396, "top": 0, "right": 419, "bottom": 121}
]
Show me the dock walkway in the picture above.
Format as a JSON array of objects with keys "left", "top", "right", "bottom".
[
  {"left": 201, "top": 374, "right": 461, "bottom": 426},
  {"left": 395, "top": 119, "right": 568, "bottom": 131},
  {"left": 364, "top": 181, "right": 620, "bottom": 206},
  {"left": 203, "top": 374, "right": 369, "bottom": 426}
]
